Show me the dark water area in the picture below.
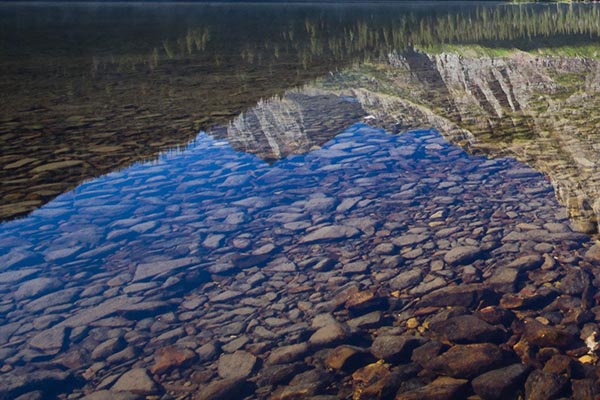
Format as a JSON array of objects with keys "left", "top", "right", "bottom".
[{"left": 2, "top": 2, "right": 600, "bottom": 399}]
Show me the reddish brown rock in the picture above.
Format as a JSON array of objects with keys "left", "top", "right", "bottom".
[
  {"left": 430, "top": 315, "right": 506, "bottom": 344},
  {"left": 352, "top": 362, "right": 390, "bottom": 388},
  {"left": 150, "top": 345, "right": 197, "bottom": 375},
  {"left": 477, "top": 306, "right": 515, "bottom": 326},
  {"left": 571, "top": 379, "right": 597, "bottom": 400},
  {"left": 500, "top": 287, "right": 558, "bottom": 310},
  {"left": 427, "top": 343, "right": 504, "bottom": 379},
  {"left": 345, "top": 290, "right": 386, "bottom": 315},
  {"left": 524, "top": 370, "right": 567, "bottom": 400},
  {"left": 417, "top": 284, "right": 495, "bottom": 308},
  {"left": 326, "top": 345, "right": 374, "bottom": 372},
  {"left": 542, "top": 354, "right": 576, "bottom": 376},
  {"left": 396, "top": 376, "right": 468, "bottom": 400},
  {"left": 522, "top": 319, "right": 579, "bottom": 349}
]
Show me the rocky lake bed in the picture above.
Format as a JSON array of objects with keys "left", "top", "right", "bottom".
[
  {"left": 1, "top": 123, "right": 600, "bottom": 399},
  {"left": 4, "top": 3, "right": 600, "bottom": 399}
]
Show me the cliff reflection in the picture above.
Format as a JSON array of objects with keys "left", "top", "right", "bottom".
[
  {"left": 2, "top": 2, "right": 600, "bottom": 221},
  {"left": 232, "top": 46, "right": 600, "bottom": 232}
]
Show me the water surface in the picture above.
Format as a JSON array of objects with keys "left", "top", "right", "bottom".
[{"left": 1, "top": 2, "right": 600, "bottom": 399}]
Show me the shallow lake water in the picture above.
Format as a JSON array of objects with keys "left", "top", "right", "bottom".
[{"left": 1, "top": 2, "right": 600, "bottom": 399}]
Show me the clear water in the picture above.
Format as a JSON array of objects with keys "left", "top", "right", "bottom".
[{"left": 1, "top": 2, "right": 600, "bottom": 398}]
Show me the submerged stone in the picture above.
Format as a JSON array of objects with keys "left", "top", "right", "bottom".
[
  {"left": 443, "top": 246, "right": 482, "bottom": 266},
  {"left": 396, "top": 376, "right": 468, "bottom": 400},
  {"left": 300, "top": 225, "right": 360, "bottom": 244},
  {"left": 471, "top": 363, "right": 530, "bottom": 400},
  {"left": 427, "top": 343, "right": 504, "bottom": 378},
  {"left": 217, "top": 351, "right": 257, "bottom": 379},
  {"left": 111, "top": 369, "right": 159, "bottom": 395}
]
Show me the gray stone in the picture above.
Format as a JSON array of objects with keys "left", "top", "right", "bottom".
[
  {"left": 218, "top": 351, "right": 257, "bottom": 379},
  {"left": 300, "top": 225, "right": 360, "bottom": 244},
  {"left": 29, "top": 326, "right": 68, "bottom": 355},
  {"left": 117, "top": 301, "right": 171, "bottom": 319},
  {"left": 132, "top": 257, "right": 200, "bottom": 282},
  {"left": 370, "top": 335, "right": 424, "bottom": 363},
  {"left": 0, "top": 370, "right": 75, "bottom": 400},
  {"left": 14, "top": 391, "right": 44, "bottom": 400},
  {"left": 584, "top": 243, "right": 600, "bottom": 263},
  {"left": 24, "top": 288, "right": 80, "bottom": 312},
  {"left": 390, "top": 269, "right": 423, "bottom": 291},
  {"left": 392, "top": 234, "right": 429, "bottom": 247},
  {"left": 373, "top": 243, "right": 397, "bottom": 255},
  {"left": 111, "top": 369, "right": 159, "bottom": 395},
  {"left": 0, "top": 268, "right": 39, "bottom": 284},
  {"left": 57, "top": 296, "right": 142, "bottom": 328},
  {"left": 266, "top": 343, "right": 310, "bottom": 365},
  {"left": 0, "top": 322, "right": 21, "bottom": 345},
  {"left": 506, "top": 254, "right": 544, "bottom": 271},
  {"left": 14, "top": 278, "right": 63, "bottom": 300},
  {"left": 196, "top": 378, "right": 247, "bottom": 400},
  {"left": 487, "top": 268, "right": 519, "bottom": 293},
  {"left": 444, "top": 246, "right": 482, "bottom": 265},
  {"left": 92, "top": 337, "right": 126, "bottom": 361},
  {"left": 342, "top": 261, "right": 370, "bottom": 275},
  {"left": 309, "top": 322, "right": 350, "bottom": 348},
  {"left": 210, "top": 290, "right": 243, "bottom": 303},
  {"left": 409, "top": 276, "right": 446, "bottom": 295},
  {"left": 347, "top": 311, "right": 382, "bottom": 329},
  {"left": 81, "top": 391, "right": 142, "bottom": 400},
  {"left": 197, "top": 342, "right": 219, "bottom": 362}
]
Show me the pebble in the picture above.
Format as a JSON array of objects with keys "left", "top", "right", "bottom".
[
  {"left": 217, "top": 351, "right": 257, "bottom": 379},
  {"left": 370, "top": 335, "right": 424, "bottom": 363},
  {"left": 91, "top": 337, "right": 126, "bottom": 361},
  {"left": 325, "top": 345, "right": 374, "bottom": 371},
  {"left": 443, "top": 246, "right": 482, "bottom": 266},
  {"left": 195, "top": 378, "right": 248, "bottom": 400},
  {"left": 266, "top": 343, "right": 310, "bottom": 365},
  {"left": 150, "top": 345, "right": 197, "bottom": 375},
  {"left": 111, "top": 368, "right": 159, "bottom": 395},
  {"left": 309, "top": 322, "right": 350, "bottom": 348},
  {"left": 14, "top": 278, "right": 63, "bottom": 300},
  {"left": 427, "top": 343, "right": 504, "bottom": 378},
  {"left": 524, "top": 370, "right": 567, "bottom": 400},
  {"left": 28, "top": 326, "right": 67, "bottom": 355},
  {"left": 300, "top": 225, "right": 360, "bottom": 244},
  {"left": 430, "top": 315, "right": 505, "bottom": 344},
  {"left": 396, "top": 376, "right": 468, "bottom": 400},
  {"left": 471, "top": 363, "right": 530, "bottom": 400}
]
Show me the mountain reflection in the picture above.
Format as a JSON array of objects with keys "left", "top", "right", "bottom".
[
  {"left": 2, "top": 2, "right": 600, "bottom": 221},
  {"left": 229, "top": 46, "right": 600, "bottom": 233}
]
